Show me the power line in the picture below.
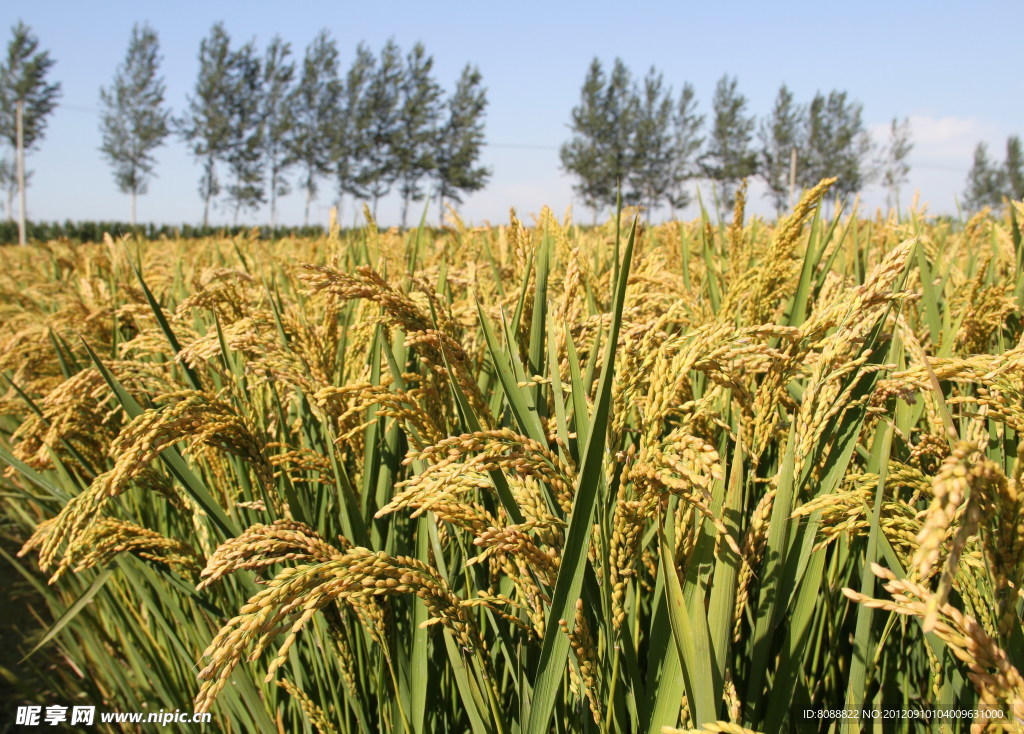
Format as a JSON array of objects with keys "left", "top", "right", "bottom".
[
  {"left": 35, "top": 107, "right": 979, "bottom": 174},
  {"left": 486, "top": 142, "right": 559, "bottom": 150}
]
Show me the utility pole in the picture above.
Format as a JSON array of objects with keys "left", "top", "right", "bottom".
[
  {"left": 16, "top": 100, "right": 27, "bottom": 245},
  {"left": 788, "top": 146, "right": 797, "bottom": 211}
]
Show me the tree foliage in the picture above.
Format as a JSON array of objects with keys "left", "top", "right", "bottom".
[
  {"left": 333, "top": 43, "right": 374, "bottom": 213},
  {"left": 1005, "top": 135, "right": 1023, "bottom": 202},
  {"left": 286, "top": 30, "right": 342, "bottom": 226},
  {"left": 962, "top": 136, "right": 1024, "bottom": 212},
  {"left": 561, "top": 58, "right": 705, "bottom": 219},
  {"left": 222, "top": 39, "right": 264, "bottom": 223},
  {"left": 560, "top": 58, "right": 635, "bottom": 217},
  {"left": 0, "top": 21, "right": 496, "bottom": 228},
  {"left": 0, "top": 21, "right": 61, "bottom": 152},
  {"left": 702, "top": 74, "right": 757, "bottom": 210},
  {"left": 759, "top": 84, "right": 801, "bottom": 214},
  {"left": 799, "top": 90, "right": 872, "bottom": 199},
  {"left": 560, "top": 59, "right": 613, "bottom": 215},
  {"left": 0, "top": 21, "right": 59, "bottom": 228},
  {"left": 877, "top": 117, "right": 913, "bottom": 210},
  {"left": 354, "top": 39, "right": 403, "bottom": 217},
  {"left": 433, "top": 64, "right": 490, "bottom": 218},
  {"left": 628, "top": 67, "right": 675, "bottom": 217},
  {"left": 99, "top": 23, "right": 171, "bottom": 224},
  {"left": 964, "top": 141, "right": 1008, "bottom": 212},
  {"left": 395, "top": 43, "right": 442, "bottom": 227},
  {"left": 179, "top": 23, "right": 236, "bottom": 226},
  {"left": 561, "top": 66, "right": 892, "bottom": 218},
  {"left": 180, "top": 24, "right": 268, "bottom": 225},
  {"left": 260, "top": 36, "right": 295, "bottom": 228},
  {"left": 666, "top": 82, "right": 703, "bottom": 213}
]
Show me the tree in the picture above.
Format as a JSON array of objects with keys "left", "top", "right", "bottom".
[
  {"left": 222, "top": 39, "right": 264, "bottom": 223},
  {"left": 0, "top": 21, "right": 61, "bottom": 228},
  {"left": 962, "top": 136, "right": 1024, "bottom": 211},
  {"left": 560, "top": 59, "right": 611, "bottom": 219},
  {"left": 332, "top": 43, "right": 374, "bottom": 218},
  {"left": 627, "top": 67, "right": 674, "bottom": 219},
  {"left": 434, "top": 64, "right": 490, "bottom": 219},
  {"left": 1005, "top": 135, "right": 1023, "bottom": 202},
  {"left": 964, "top": 142, "right": 1007, "bottom": 212},
  {"left": 98, "top": 23, "right": 171, "bottom": 225},
  {"left": 260, "top": 36, "right": 295, "bottom": 228},
  {"left": 665, "top": 82, "right": 703, "bottom": 215},
  {"left": 878, "top": 117, "right": 913, "bottom": 211},
  {"left": 286, "top": 30, "right": 342, "bottom": 226},
  {"left": 354, "top": 39, "right": 403, "bottom": 218},
  {"left": 759, "top": 84, "right": 801, "bottom": 214},
  {"left": 560, "top": 58, "right": 636, "bottom": 221},
  {"left": 179, "top": 23, "right": 236, "bottom": 227},
  {"left": 702, "top": 74, "right": 757, "bottom": 210},
  {"left": 799, "top": 90, "right": 872, "bottom": 199},
  {"left": 0, "top": 22, "right": 60, "bottom": 152},
  {"left": 395, "top": 43, "right": 442, "bottom": 228}
]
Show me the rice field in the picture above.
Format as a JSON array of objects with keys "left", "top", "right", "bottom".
[{"left": 1, "top": 182, "right": 1023, "bottom": 733}]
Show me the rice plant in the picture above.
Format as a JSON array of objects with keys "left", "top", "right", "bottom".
[{"left": 2, "top": 191, "right": 1023, "bottom": 733}]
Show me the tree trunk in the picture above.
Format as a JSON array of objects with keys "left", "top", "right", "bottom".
[
  {"left": 131, "top": 190, "right": 137, "bottom": 227},
  {"left": 202, "top": 156, "right": 215, "bottom": 228},
  {"left": 304, "top": 188, "right": 312, "bottom": 227},
  {"left": 372, "top": 194, "right": 379, "bottom": 221},
  {"left": 16, "top": 101, "right": 27, "bottom": 246},
  {"left": 401, "top": 193, "right": 410, "bottom": 230}
]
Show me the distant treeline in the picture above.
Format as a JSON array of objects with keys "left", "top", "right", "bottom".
[
  {"left": 0, "top": 22, "right": 490, "bottom": 235},
  {"left": 0, "top": 220, "right": 326, "bottom": 245}
]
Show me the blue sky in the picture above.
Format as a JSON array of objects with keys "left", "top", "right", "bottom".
[{"left": 4, "top": 1, "right": 1021, "bottom": 226}]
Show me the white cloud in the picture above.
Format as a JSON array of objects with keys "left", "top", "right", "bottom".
[
  {"left": 863, "top": 114, "right": 1008, "bottom": 213},
  {"left": 872, "top": 114, "right": 1004, "bottom": 165}
]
